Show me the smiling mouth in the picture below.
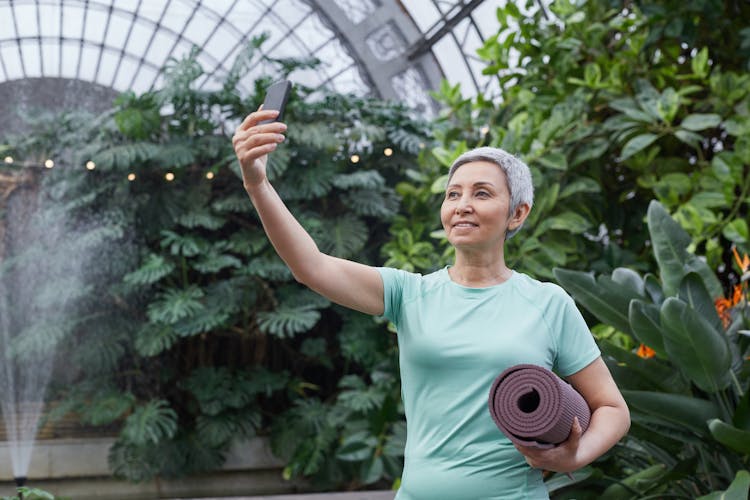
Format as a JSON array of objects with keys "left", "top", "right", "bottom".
[{"left": 453, "top": 223, "right": 478, "bottom": 228}]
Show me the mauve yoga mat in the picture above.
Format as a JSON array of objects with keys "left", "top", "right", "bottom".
[{"left": 488, "top": 364, "right": 591, "bottom": 449}]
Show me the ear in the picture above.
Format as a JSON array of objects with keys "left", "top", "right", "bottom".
[{"left": 508, "top": 203, "right": 531, "bottom": 231}]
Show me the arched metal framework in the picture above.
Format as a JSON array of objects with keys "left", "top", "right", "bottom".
[{"left": 0, "top": 0, "right": 501, "bottom": 119}]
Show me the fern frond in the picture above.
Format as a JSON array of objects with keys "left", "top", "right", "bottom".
[
  {"left": 211, "top": 194, "right": 252, "bottom": 213},
  {"left": 177, "top": 210, "right": 225, "bottom": 230},
  {"left": 289, "top": 122, "right": 339, "bottom": 150},
  {"left": 265, "top": 144, "right": 292, "bottom": 181},
  {"left": 195, "top": 410, "right": 261, "bottom": 447},
  {"left": 121, "top": 399, "right": 178, "bottom": 446},
  {"left": 227, "top": 228, "right": 268, "bottom": 256},
  {"left": 332, "top": 170, "right": 385, "bottom": 189},
  {"left": 311, "top": 213, "right": 368, "bottom": 258},
  {"left": 134, "top": 322, "right": 179, "bottom": 357},
  {"left": 191, "top": 251, "right": 242, "bottom": 274},
  {"left": 342, "top": 188, "right": 399, "bottom": 217},
  {"left": 108, "top": 440, "right": 161, "bottom": 482},
  {"left": 388, "top": 128, "right": 426, "bottom": 155},
  {"left": 337, "top": 375, "right": 386, "bottom": 412},
  {"left": 10, "top": 317, "right": 74, "bottom": 360},
  {"left": 147, "top": 285, "right": 205, "bottom": 324},
  {"left": 173, "top": 307, "right": 230, "bottom": 337},
  {"left": 124, "top": 254, "right": 176, "bottom": 286},
  {"left": 154, "top": 140, "right": 196, "bottom": 168},
  {"left": 92, "top": 142, "right": 160, "bottom": 170},
  {"left": 82, "top": 389, "right": 136, "bottom": 426},
  {"left": 182, "top": 366, "right": 286, "bottom": 415},
  {"left": 278, "top": 161, "right": 335, "bottom": 200},
  {"left": 160, "top": 230, "right": 210, "bottom": 257},
  {"left": 75, "top": 326, "right": 127, "bottom": 373},
  {"left": 256, "top": 305, "right": 321, "bottom": 338},
  {"left": 243, "top": 254, "right": 293, "bottom": 281}
]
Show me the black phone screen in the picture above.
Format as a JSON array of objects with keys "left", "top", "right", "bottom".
[{"left": 258, "top": 80, "right": 291, "bottom": 124}]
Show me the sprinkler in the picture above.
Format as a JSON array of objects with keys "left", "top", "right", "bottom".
[{"left": 14, "top": 477, "right": 26, "bottom": 500}]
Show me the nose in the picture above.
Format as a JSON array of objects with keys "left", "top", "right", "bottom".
[{"left": 455, "top": 194, "right": 473, "bottom": 214}]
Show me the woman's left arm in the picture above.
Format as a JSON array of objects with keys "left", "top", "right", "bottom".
[{"left": 516, "top": 357, "right": 630, "bottom": 473}]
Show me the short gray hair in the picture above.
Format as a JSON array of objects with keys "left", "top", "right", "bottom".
[{"left": 447, "top": 147, "right": 534, "bottom": 239}]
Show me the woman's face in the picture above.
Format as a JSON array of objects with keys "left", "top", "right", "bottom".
[{"left": 440, "top": 161, "right": 525, "bottom": 251}]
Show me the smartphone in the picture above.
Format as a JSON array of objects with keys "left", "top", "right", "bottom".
[{"left": 258, "top": 80, "right": 292, "bottom": 124}]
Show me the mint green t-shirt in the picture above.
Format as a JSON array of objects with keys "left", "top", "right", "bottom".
[{"left": 378, "top": 267, "right": 600, "bottom": 500}]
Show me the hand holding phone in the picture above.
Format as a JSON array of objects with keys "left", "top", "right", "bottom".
[{"left": 258, "top": 80, "right": 292, "bottom": 124}]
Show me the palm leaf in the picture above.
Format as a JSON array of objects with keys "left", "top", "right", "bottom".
[
  {"left": 332, "top": 170, "right": 385, "bottom": 189},
  {"left": 121, "top": 399, "right": 178, "bottom": 446},
  {"left": 147, "top": 285, "right": 205, "bottom": 324},
  {"left": 134, "top": 322, "right": 179, "bottom": 357},
  {"left": 256, "top": 305, "right": 321, "bottom": 338},
  {"left": 124, "top": 254, "right": 175, "bottom": 286},
  {"left": 92, "top": 142, "right": 160, "bottom": 170}
]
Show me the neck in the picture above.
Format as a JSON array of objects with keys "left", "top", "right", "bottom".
[{"left": 449, "top": 250, "right": 511, "bottom": 287}]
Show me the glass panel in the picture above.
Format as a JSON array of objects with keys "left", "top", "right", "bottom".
[
  {"left": 60, "top": 41, "right": 80, "bottom": 79},
  {"left": 97, "top": 46, "right": 120, "bottom": 84},
  {"left": 84, "top": 8, "right": 108, "bottom": 44},
  {"left": 41, "top": 40, "right": 60, "bottom": 76},
  {"left": 105, "top": 12, "right": 132, "bottom": 50},
  {"left": 124, "top": 20, "right": 151, "bottom": 55},
  {"left": 14, "top": 4, "right": 39, "bottom": 39},
  {"left": 145, "top": 30, "right": 177, "bottom": 69},
  {"left": 78, "top": 44, "right": 99, "bottom": 81},
  {"left": 39, "top": 2, "right": 62, "bottom": 39},
  {"left": 400, "top": 0, "right": 441, "bottom": 32},
  {"left": 112, "top": 55, "right": 139, "bottom": 90},
  {"left": 20, "top": 41, "right": 41, "bottom": 77},
  {"left": 433, "top": 35, "right": 474, "bottom": 93},
  {"left": 182, "top": 10, "right": 218, "bottom": 47},
  {"left": 0, "top": 5, "right": 17, "bottom": 40},
  {"left": 160, "top": 2, "right": 194, "bottom": 34},
  {"left": 0, "top": 45, "right": 23, "bottom": 80},
  {"left": 61, "top": 4, "right": 85, "bottom": 39}
]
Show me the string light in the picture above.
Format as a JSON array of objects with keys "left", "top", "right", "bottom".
[
  {"left": 127, "top": 173, "right": 136, "bottom": 181},
  {"left": 165, "top": 172, "right": 175, "bottom": 181},
  {"left": 85, "top": 161, "right": 96, "bottom": 170},
  {"left": 419, "top": 142, "right": 425, "bottom": 149},
  {"left": 384, "top": 147, "right": 393, "bottom": 157},
  {"left": 350, "top": 154, "right": 360, "bottom": 164},
  {"left": 206, "top": 172, "right": 215, "bottom": 180},
  {"left": 480, "top": 125, "right": 490, "bottom": 135},
  {"left": 3, "top": 156, "right": 12, "bottom": 164},
  {"left": 44, "top": 159, "right": 54, "bottom": 169}
]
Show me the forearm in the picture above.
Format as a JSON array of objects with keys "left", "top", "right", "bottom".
[
  {"left": 246, "top": 178, "right": 321, "bottom": 282},
  {"left": 575, "top": 404, "right": 630, "bottom": 468}
]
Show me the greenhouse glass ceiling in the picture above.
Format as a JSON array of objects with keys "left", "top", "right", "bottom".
[{"left": 0, "top": 0, "right": 503, "bottom": 116}]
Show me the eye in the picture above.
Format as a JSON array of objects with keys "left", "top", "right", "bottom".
[
  {"left": 446, "top": 191, "right": 459, "bottom": 199},
  {"left": 475, "top": 190, "right": 490, "bottom": 198}
]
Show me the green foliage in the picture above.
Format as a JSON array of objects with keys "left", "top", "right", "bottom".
[
  {"left": 555, "top": 201, "right": 750, "bottom": 497},
  {"left": 0, "top": 487, "right": 67, "bottom": 500},
  {"left": 2, "top": 40, "right": 428, "bottom": 486},
  {"left": 405, "top": 0, "right": 750, "bottom": 282}
]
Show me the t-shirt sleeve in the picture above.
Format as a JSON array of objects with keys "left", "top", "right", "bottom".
[
  {"left": 377, "top": 267, "right": 407, "bottom": 325},
  {"left": 550, "top": 290, "right": 601, "bottom": 377}
]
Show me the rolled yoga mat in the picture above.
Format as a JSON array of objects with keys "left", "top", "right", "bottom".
[{"left": 488, "top": 364, "right": 591, "bottom": 449}]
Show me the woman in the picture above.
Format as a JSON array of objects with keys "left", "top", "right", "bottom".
[{"left": 232, "top": 108, "right": 630, "bottom": 499}]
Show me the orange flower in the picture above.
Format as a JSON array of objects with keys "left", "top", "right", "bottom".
[
  {"left": 715, "top": 284, "right": 744, "bottom": 328},
  {"left": 733, "top": 246, "right": 750, "bottom": 273},
  {"left": 715, "top": 297, "right": 731, "bottom": 328},
  {"left": 637, "top": 344, "right": 656, "bottom": 359}
]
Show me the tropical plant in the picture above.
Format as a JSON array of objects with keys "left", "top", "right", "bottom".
[
  {"left": 554, "top": 200, "right": 749, "bottom": 498},
  {"left": 393, "top": 0, "right": 748, "bottom": 281},
  {"left": 0, "top": 486, "right": 68, "bottom": 500},
  {"left": 1, "top": 37, "right": 430, "bottom": 486}
]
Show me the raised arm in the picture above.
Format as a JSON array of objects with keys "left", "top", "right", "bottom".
[{"left": 232, "top": 109, "right": 385, "bottom": 316}]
